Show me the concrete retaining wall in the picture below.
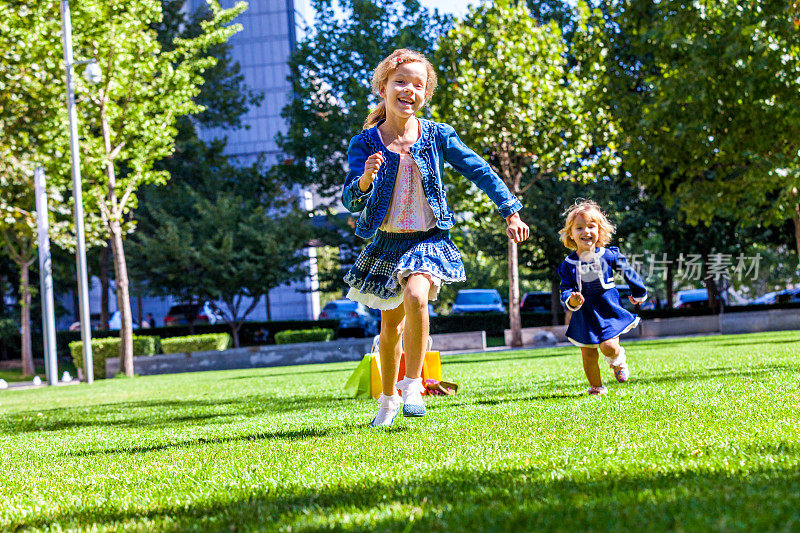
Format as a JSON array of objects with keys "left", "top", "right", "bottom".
[
  {"left": 720, "top": 309, "right": 800, "bottom": 334},
  {"left": 639, "top": 315, "right": 720, "bottom": 338},
  {"left": 106, "top": 331, "right": 487, "bottom": 377},
  {"left": 506, "top": 309, "right": 800, "bottom": 346}
]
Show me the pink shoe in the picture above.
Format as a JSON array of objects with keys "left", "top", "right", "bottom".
[
  {"left": 612, "top": 362, "right": 630, "bottom": 383},
  {"left": 587, "top": 386, "right": 608, "bottom": 396}
]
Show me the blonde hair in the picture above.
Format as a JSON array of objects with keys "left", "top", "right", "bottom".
[
  {"left": 558, "top": 200, "right": 616, "bottom": 250},
  {"left": 362, "top": 49, "right": 438, "bottom": 130}
]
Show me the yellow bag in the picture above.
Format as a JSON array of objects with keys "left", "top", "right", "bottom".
[{"left": 369, "top": 351, "right": 382, "bottom": 399}]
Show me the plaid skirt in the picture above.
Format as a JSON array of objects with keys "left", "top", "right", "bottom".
[{"left": 344, "top": 228, "right": 466, "bottom": 311}]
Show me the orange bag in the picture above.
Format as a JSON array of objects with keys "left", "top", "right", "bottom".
[{"left": 370, "top": 336, "right": 444, "bottom": 398}]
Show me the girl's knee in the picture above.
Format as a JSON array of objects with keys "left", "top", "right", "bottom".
[
  {"left": 404, "top": 276, "right": 431, "bottom": 308},
  {"left": 599, "top": 339, "right": 620, "bottom": 355}
]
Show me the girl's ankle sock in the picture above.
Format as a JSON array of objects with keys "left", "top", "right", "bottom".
[
  {"left": 396, "top": 376, "right": 426, "bottom": 417},
  {"left": 370, "top": 393, "right": 402, "bottom": 427}
]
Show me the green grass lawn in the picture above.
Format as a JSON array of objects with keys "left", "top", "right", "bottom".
[{"left": 1, "top": 331, "right": 799, "bottom": 532}]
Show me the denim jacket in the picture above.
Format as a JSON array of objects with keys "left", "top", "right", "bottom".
[{"left": 341, "top": 118, "right": 523, "bottom": 239}]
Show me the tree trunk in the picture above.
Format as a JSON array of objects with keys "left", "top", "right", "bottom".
[
  {"left": 265, "top": 291, "right": 272, "bottom": 321},
  {"left": 231, "top": 321, "right": 240, "bottom": 348},
  {"left": 793, "top": 206, "right": 800, "bottom": 266},
  {"left": 100, "top": 242, "right": 111, "bottom": 329},
  {"left": 666, "top": 259, "right": 674, "bottom": 309},
  {"left": 0, "top": 280, "right": 6, "bottom": 361},
  {"left": 19, "top": 262, "right": 35, "bottom": 376},
  {"left": 100, "top": 242, "right": 111, "bottom": 330},
  {"left": 550, "top": 277, "right": 560, "bottom": 326},
  {"left": 705, "top": 275, "right": 721, "bottom": 314},
  {"left": 507, "top": 239, "right": 522, "bottom": 347},
  {"left": 109, "top": 222, "right": 134, "bottom": 377}
]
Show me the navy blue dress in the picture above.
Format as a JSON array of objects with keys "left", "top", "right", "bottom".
[{"left": 558, "top": 247, "right": 647, "bottom": 348}]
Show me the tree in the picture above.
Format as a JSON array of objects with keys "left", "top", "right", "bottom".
[
  {"left": 602, "top": 1, "right": 800, "bottom": 264},
  {"left": 59, "top": 0, "right": 246, "bottom": 375},
  {"left": 434, "top": 0, "right": 617, "bottom": 345},
  {"left": 0, "top": 2, "right": 73, "bottom": 375},
  {"left": 274, "top": 0, "right": 451, "bottom": 201},
  {"left": 130, "top": 160, "right": 314, "bottom": 347},
  {"left": 127, "top": 0, "right": 263, "bottom": 331}
]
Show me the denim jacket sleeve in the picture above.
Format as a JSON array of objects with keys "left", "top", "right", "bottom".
[
  {"left": 439, "top": 123, "right": 523, "bottom": 219},
  {"left": 341, "top": 134, "right": 374, "bottom": 213}
]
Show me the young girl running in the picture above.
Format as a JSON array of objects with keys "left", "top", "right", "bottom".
[
  {"left": 342, "top": 49, "right": 529, "bottom": 426},
  {"left": 557, "top": 200, "right": 646, "bottom": 396}
]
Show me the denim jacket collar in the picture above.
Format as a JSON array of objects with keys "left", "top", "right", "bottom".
[{"left": 367, "top": 118, "right": 437, "bottom": 155}]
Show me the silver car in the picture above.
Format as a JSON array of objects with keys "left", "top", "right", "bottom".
[{"left": 319, "top": 300, "right": 380, "bottom": 337}]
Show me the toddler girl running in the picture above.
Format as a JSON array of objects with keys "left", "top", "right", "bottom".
[{"left": 558, "top": 200, "right": 646, "bottom": 396}]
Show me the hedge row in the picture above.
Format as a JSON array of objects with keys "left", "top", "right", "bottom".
[
  {"left": 52, "top": 319, "right": 341, "bottom": 360},
  {"left": 161, "top": 333, "right": 231, "bottom": 354},
  {"left": 274, "top": 328, "right": 335, "bottom": 344},
  {"left": 70, "top": 336, "right": 160, "bottom": 381},
  {"left": 69, "top": 333, "right": 231, "bottom": 379}
]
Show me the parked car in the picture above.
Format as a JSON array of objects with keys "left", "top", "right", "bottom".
[
  {"left": 163, "top": 302, "right": 222, "bottom": 326},
  {"left": 451, "top": 289, "right": 505, "bottom": 314},
  {"left": 108, "top": 310, "right": 139, "bottom": 330},
  {"left": 750, "top": 291, "right": 778, "bottom": 305},
  {"left": 520, "top": 291, "right": 551, "bottom": 313},
  {"left": 774, "top": 287, "right": 800, "bottom": 304},
  {"left": 319, "top": 300, "right": 379, "bottom": 337},
  {"left": 675, "top": 288, "right": 726, "bottom": 309},
  {"left": 69, "top": 313, "right": 104, "bottom": 331}
]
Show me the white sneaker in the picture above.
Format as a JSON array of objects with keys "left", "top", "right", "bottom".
[
  {"left": 396, "top": 376, "right": 426, "bottom": 417},
  {"left": 370, "top": 394, "right": 402, "bottom": 427}
]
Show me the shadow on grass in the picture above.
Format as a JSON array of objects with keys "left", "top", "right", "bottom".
[
  {"left": 66, "top": 426, "right": 338, "bottom": 457},
  {"left": 9, "top": 463, "right": 800, "bottom": 531},
  {"left": 425, "top": 391, "right": 584, "bottom": 411},
  {"left": 633, "top": 363, "right": 800, "bottom": 387},
  {"left": 0, "top": 394, "right": 353, "bottom": 437}
]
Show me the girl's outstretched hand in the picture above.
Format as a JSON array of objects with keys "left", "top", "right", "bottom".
[
  {"left": 568, "top": 292, "right": 585, "bottom": 309},
  {"left": 505, "top": 212, "right": 530, "bottom": 243},
  {"left": 359, "top": 152, "right": 385, "bottom": 192}
]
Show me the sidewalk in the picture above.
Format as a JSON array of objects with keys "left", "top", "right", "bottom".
[{"left": 1, "top": 380, "right": 80, "bottom": 392}]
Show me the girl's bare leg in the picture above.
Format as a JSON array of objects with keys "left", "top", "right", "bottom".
[
  {"left": 581, "top": 347, "right": 602, "bottom": 388},
  {"left": 379, "top": 304, "right": 405, "bottom": 396},
  {"left": 401, "top": 273, "right": 432, "bottom": 379}
]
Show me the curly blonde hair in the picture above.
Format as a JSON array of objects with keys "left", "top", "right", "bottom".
[
  {"left": 362, "top": 49, "right": 438, "bottom": 130},
  {"left": 558, "top": 200, "right": 616, "bottom": 250}
]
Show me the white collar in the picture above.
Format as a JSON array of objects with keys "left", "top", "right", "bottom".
[{"left": 565, "top": 247, "right": 606, "bottom": 265}]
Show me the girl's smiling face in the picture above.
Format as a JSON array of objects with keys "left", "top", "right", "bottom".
[
  {"left": 379, "top": 62, "right": 428, "bottom": 119},
  {"left": 571, "top": 213, "right": 600, "bottom": 254}
]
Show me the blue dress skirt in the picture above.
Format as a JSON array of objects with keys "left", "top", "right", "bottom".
[
  {"left": 565, "top": 279, "right": 640, "bottom": 347},
  {"left": 344, "top": 228, "right": 466, "bottom": 310}
]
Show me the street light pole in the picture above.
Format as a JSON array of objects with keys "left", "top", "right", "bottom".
[{"left": 61, "top": 0, "right": 94, "bottom": 383}]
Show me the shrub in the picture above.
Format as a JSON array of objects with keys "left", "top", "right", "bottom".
[
  {"left": 160, "top": 333, "right": 231, "bottom": 354},
  {"left": 69, "top": 336, "right": 160, "bottom": 379},
  {"left": 274, "top": 328, "right": 334, "bottom": 344}
]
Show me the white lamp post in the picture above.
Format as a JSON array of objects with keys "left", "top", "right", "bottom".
[{"left": 61, "top": 0, "right": 100, "bottom": 383}]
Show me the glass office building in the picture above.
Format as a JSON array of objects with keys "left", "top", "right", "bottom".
[{"left": 186, "top": 0, "right": 319, "bottom": 321}]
